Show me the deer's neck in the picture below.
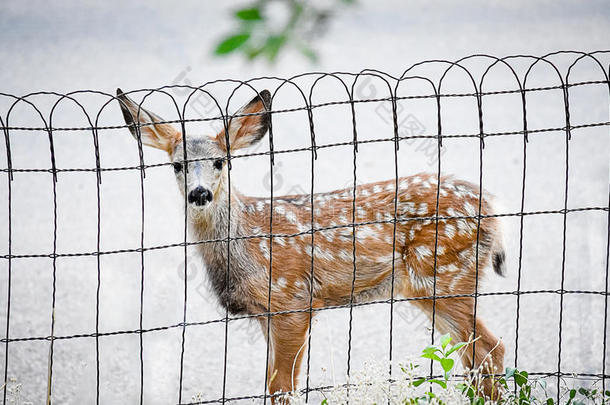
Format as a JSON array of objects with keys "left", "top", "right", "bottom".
[{"left": 187, "top": 188, "right": 256, "bottom": 314}]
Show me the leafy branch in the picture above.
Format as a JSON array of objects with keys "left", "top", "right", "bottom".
[{"left": 214, "top": 0, "right": 356, "bottom": 63}]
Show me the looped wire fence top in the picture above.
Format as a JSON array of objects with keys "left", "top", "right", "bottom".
[{"left": 1, "top": 51, "right": 609, "bottom": 405}]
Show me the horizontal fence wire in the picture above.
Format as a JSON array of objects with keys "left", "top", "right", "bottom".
[{"left": 1, "top": 51, "right": 610, "bottom": 405}]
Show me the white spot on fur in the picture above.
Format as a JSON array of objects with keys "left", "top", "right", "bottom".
[
  {"left": 445, "top": 223, "right": 456, "bottom": 238},
  {"left": 373, "top": 185, "right": 382, "bottom": 193},
  {"left": 464, "top": 201, "right": 476, "bottom": 216},
  {"left": 457, "top": 218, "right": 473, "bottom": 236},
  {"left": 256, "top": 201, "right": 266, "bottom": 212},
  {"left": 356, "top": 226, "right": 378, "bottom": 241},
  {"left": 304, "top": 244, "right": 334, "bottom": 261},
  {"left": 438, "top": 263, "right": 459, "bottom": 273},
  {"left": 285, "top": 210, "right": 298, "bottom": 224},
  {"left": 414, "top": 246, "right": 432, "bottom": 261},
  {"left": 417, "top": 203, "right": 428, "bottom": 215},
  {"left": 321, "top": 229, "right": 335, "bottom": 242},
  {"left": 338, "top": 250, "right": 353, "bottom": 262},
  {"left": 289, "top": 237, "right": 301, "bottom": 253},
  {"left": 259, "top": 240, "right": 270, "bottom": 260},
  {"left": 402, "top": 201, "right": 416, "bottom": 215}
]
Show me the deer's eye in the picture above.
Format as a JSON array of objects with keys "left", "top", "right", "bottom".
[
  {"left": 213, "top": 159, "right": 223, "bottom": 170},
  {"left": 173, "top": 162, "right": 183, "bottom": 173}
]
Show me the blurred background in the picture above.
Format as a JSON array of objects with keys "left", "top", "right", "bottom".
[{"left": 0, "top": 1, "right": 609, "bottom": 404}]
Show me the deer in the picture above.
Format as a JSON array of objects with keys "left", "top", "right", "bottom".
[{"left": 116, "top": 88, "right": 507, "bottom": 402}]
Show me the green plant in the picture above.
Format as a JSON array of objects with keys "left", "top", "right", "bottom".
[
  {"left": 214, "top": 0, "right": 356, "bottom": 63},
  {"left": 287, "top": 334, "right": 610, "bottom": 405}
]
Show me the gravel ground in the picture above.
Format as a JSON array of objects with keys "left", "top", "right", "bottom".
[{"left": 0, "top": 1, "right": 609, "bottom": 404}]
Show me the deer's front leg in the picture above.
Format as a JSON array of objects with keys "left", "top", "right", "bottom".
[{"left": 265, "top": 312, "right": 311, "bottom": 403}]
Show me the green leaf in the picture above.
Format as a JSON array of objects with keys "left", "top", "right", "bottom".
[
  {"left": 446, "top": 342, "right": 467, "bottom": 356},
  {"left": 245, "top": 46, "right": 265, "bottom": 60},
  {"left": 421, "top": 352, "right": 442, "bottom": 362},
  {"left": 546, "top": 399, "right": 554, "bottom": 405},
  {"left": 299, "top": 45, "right": 318, "bottom": 63},
  {"left": 413, "top": 378, "right": 426, "bottom": 387},
  {"left": 440, "top": 358, "right": 454, "bottom": 373},
  {"left": 235, "top": 7, "right": 262, "bottom": 21},
  {"left": 321, "top": 399, "right": 328, "bottom": 405},
  {"left": 422, "top": 345, "right": 441, "bottom": 355},
  {"left": 215, "top": 33, "right": 251, "bottom": 55},
  {"left": 440, "top": 334, "right": 451, "bottom": 350},
  {"left": 514, "top": 371, "right": 528, "bottom": 387},
  {"left": 428, "top": 379, "right": 447, "bottom": 389},
  {"left": 264, "top": 35, "right": 287, "bottom": 61},
  {"left": 569, "top": 389, "right": 576, "bottom": 399},
  {"left": 505, "top": 367, "right": 517, "bottom": 380}
]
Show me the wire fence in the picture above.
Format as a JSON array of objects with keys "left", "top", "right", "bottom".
[{"left": 1, "top": 51, "right": 609, "bottom": 404}]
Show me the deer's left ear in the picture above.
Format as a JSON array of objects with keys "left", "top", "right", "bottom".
[{"left": 215, "top": 90, "right": 271, "bottom": 152}]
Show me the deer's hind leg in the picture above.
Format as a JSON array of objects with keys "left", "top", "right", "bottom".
[{"left": 411, "top": 295, "right": 505, "bottom": 399}]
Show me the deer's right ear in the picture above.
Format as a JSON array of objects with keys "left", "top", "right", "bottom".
[{"left": 116, "top": 88, "right": 182, "bottom": 154}]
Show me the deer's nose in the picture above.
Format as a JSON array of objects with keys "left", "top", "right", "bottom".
[{"left": 188, "top": 186, "right": 213, "bottom": 206}]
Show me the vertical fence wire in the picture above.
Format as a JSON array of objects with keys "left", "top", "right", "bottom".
[
  {"left": 556, "top": 77, "right": 571, "bottom": 401},
  {"left": 177, "top": 107, "right": 189, "bottom": 405},
  {"left": 263, "top": 91, "right": 275, "bottom": 405},
  {"left": 304, "top": 91, "right": 317, "bottom": 402},
  {"left": 2, "top": 116, "right": 11, "bottom": 405},
  {"left": 602, "top": 63, "right": 610, "bottom": 401},
  {"left": 45, "top": 121, "right": 57, "bottom": 405},
  {"left": 92, "top": 112, "right": 102, "bottom": 405}
]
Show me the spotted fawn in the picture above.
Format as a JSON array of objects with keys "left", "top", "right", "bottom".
[{"left": 117, "top": 89, "right": 506, "bottom": 401}]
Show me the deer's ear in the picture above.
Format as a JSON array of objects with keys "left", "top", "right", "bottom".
[
  {"left": 215, "top": 90, "right": 271, "bottom": 152},
  {"left": 116, "top": 88, "right": 182, "bottom": 154}
]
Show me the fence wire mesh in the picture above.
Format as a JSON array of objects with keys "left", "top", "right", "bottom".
[{"left": 1, "top": 51, "right": 609, "bottom": 404}]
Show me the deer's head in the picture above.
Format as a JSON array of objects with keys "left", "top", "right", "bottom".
[{"left": 116, "top": 89, "right": 271, "bottom": 211}]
